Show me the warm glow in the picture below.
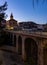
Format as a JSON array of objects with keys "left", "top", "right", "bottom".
[
  {"left": 10, "top": 27, "right": 14, "bottom": 30},
  {"left": 6, "top": 25, "right": 14, "bottom": 30}
]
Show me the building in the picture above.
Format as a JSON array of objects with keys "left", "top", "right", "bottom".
[
  {"left": 19, "top": 21, "right": 37, "bottom": 29},
  {"left": 6, "top": 13, "right": 18, "bottom": 30}
]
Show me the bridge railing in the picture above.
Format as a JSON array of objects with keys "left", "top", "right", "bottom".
[
  {"left": 4, "top": 29, "right": 47, "bottom": 37},
  {"left": 15, "top": 30, "right": 47, "bottom": 38},
  {"left": 16, "top": 30, "right": 47, "bottom": 35}
]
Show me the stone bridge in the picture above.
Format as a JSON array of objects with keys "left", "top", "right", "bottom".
[{"left": 3, "top": 30, "right": 47, "bottom": 65}]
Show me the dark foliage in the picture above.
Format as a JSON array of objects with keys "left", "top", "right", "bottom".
[
  {"left": 0, "top": 2, "right": 7, "bottom": 46},
  {"left": 0, "top": 2, "right": 7, "bottom": 12},
  {"left": 0, "top": 2, "right": 7, "bottom": 27}
]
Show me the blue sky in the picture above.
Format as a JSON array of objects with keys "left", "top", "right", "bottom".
[{"left": 0, "top": 0, "right": 47, "bottom": 24}]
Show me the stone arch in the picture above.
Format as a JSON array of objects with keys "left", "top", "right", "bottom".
[
  {"left": 24, "top": 38, "right": 38, "bottom": 65},
  {"left": 43, "top": 44, "right": 47, "bottom": 65},
  {"left": 18, "top": 36, "right": 22, "bottom": 55}
]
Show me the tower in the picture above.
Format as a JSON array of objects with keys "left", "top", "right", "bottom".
[{"left": 10, "top": 13, "right": 13, "bottom": 19}]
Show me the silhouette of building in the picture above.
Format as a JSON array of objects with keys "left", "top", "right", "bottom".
[
  {"left": 6, "top": 13, "right": 18, "bottom": 30},
  {"left": 19, "top": 21, "right": 37, "bottom": 29}
]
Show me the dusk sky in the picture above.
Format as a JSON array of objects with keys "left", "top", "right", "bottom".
[{"left": 0, "top": 0, "right": 47, "bottom": 24}]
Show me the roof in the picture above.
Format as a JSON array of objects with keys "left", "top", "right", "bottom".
[{"left": 8, "top": 19, "right": 17, "bottom": 22}]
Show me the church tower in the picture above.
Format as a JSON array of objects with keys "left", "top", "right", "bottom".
[
  {"left": 6, "top": 13, "right": 18, "bottom": 30},
  {"left": 10, "top": 13, "right": 13, "bottom": 19}
]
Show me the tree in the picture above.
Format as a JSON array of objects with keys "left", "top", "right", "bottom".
[
  {"left": 0, "top": 2, "right": 7, "bottom": 28},
  {"left": 0, "top": 2, "right": 7, "bottom": 46}
]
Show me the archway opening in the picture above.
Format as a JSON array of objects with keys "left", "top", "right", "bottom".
[
  {"left": 43, "top": 44, "right": 47, "bottom": 65},
  {"left": 14, "top": 34, "right": 16, "bottom": 47},
  {"left": 18, "top": 36, "right": 22, "bottom": 55},
  {"left": 5, "top": 32, "right": 13, "bottom": 46},
  {"left": 25, "top": 38, "right": 38, "bottom": 65}
]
